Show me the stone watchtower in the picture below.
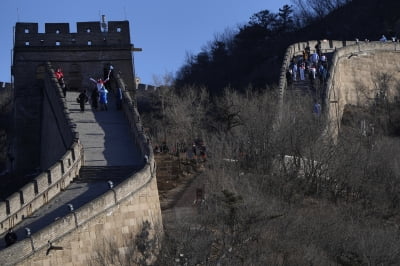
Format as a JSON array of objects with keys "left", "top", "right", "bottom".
[{"left": 12, "top": 20, "right": 138, "bottom": 177}]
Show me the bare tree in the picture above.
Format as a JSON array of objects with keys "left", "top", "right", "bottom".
[
  {"left": 141, "top": 83, "right": 400, "bottom": 265},
  {"left": 291, "top": 0, "right": 352, "bottom": 25}
]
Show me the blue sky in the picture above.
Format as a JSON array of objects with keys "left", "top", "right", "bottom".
[{"left": 1, "top": 0, "right": 289, "bottom": 85}]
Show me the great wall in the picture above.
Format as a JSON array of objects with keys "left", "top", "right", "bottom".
[
  {"left": 0, "top": 20, "right": 161, "bottom": 265},
  {"left": 279, "top": 39, "right": 400, "bottom": 140},
  {"left": 0, "top": 19, "right": 399, "bottom": 265}
]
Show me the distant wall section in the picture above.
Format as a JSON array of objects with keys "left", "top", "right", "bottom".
[
  {"left": 278, "top": 40, "right": 400, "bottom": 140},
  {"left": 324, "top": 41, "right": 400, "bottom": 139}
]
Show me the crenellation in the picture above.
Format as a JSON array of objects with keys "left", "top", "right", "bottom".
[
  {"left": 15, "top": 22, "right": 39, "bottom": 35},
  {"left": 48, "top": 162, "right": 63, "bottom": 184},
  {"left": 0, "top": 202, "right": 6, "bottom": 222},
  {"left": 76, "top": 22, "right": 101, "bottom": 33},
  {"left": 45, "top": 23, "right": 70, "bottom": 34},
  {"left": 7, "top": 192, "right": 21, "bottom": 215},
  {"left": 36, "top": 172, "right": 51, "bottom": 194},
  {"left": 46, "top": 182, "right": 60, "bottom": 203},
  {"left": 21, "top": 182, "right": 36, "bottom": 204},
  {"left": 57, "top": 152, "right": 74, "bottom": 182},
  {"left": 107, "top": 21, "right": 129, "bottom": 33},
  {"left": 14, "top": 21, "right": 132, "bottom": 48}
]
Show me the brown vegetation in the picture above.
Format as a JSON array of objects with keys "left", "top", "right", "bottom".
[{"left": 136, "top": 81, "right": 400, "bottom": 265}]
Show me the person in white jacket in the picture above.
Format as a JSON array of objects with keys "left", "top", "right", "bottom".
[
  {"left": 299, "top": 62, "right": 305, "bottom": 81},
  {"left": 89, "top": 70, "right": 111, "bottom": 91}
]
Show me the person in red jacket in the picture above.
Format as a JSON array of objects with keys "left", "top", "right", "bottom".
[{"left": 55, "top": 68, "right": 64, "bottom": 81}]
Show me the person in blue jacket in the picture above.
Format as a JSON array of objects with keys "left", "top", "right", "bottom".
[{"left": 99, "top": 87, "right": 109, "bottom": 111}]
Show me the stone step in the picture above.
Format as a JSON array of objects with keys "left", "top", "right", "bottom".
[{"left": 75, "top": 165, "right": 141, "bottom": 183}]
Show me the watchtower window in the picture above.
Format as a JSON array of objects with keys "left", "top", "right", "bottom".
[
  {"left": 86, "top": 28, "right": 91, "bottom": 33},
  {"left": 117, "top": 27, "right": 122, "bottom": 33},
  {"left": 25, "top": 41, "right": 30, "bottom": 46},
  {"left": 88, "top": 40, "right": 92, "bottom": 46},
  {"left": 24, "top": 28, "right": 29, "bottom": 34},
  {"left": 56, "top": 41, "right": 61, "bottom": 46},
  {"left": 56, "top": 29, "right": 60, "bottom": 34}
]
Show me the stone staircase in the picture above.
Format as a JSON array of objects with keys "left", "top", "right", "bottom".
[
  {"left": 286, "top": 79, "right": 312, "bottom": 98},
  {"left": 286, "top": 76, "right": 328, "bottom": 103},
  {"left": 74, "top": 165, "right": 141, "bottom": 183}
]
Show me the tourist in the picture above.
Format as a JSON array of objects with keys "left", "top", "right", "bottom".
[
  {"left": 99, "top": 87, "right": 109, "bottom": 111},
  {"left": 313, "top": 101, "right": 322, "bottom": 117},
  {"left": 309, "top": 64, "right": 317, "bottom": 80},
  {"left": 4, "top": 229, "right": 17, "bottom": 247},
  {"left": 55, "top": 68, "right": 67, "bottom": 96},
  {"left": 91, "top": 88, "right": 99, "bottom": 110},
  {"left": 292, "top": 62, "right": 298, "bottom": 81},
  {"left": 315, "top": 40, "right": 322, "bottom": 56},
  {"left": 59, "top": 78, "right": 67, "bottom": 97},
  {"left": 77, "top": 89, "right": 89, "bottom": 112},
  {"left": 310, "top": 52, "right": 319, "bottom": 65},
  {"left": 299, "top": 62, "right": 306, "bottom": 81},
  {"left": 89, "top": 73, "right": 110, "bottom": 92},
  {"left": 55, "top": 68, "right": 64, "bottom": 82}
]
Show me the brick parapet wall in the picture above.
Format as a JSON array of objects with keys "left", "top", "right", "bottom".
[
  {"left": 323, "top": 41, "right": 400, "bottom": 140},
  {"left": 0, "top": 63, "right": 83, "bottom": 236},
  {"left": 0, "top": 166, "right": 160, "bottom": 265},
  {"left": 40, "top": 63, "right": 78, "bottom": 170}
]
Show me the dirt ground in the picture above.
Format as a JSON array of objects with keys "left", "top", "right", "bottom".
[{"left": 155, "top": 153, "right": 205, "bottom": 210}]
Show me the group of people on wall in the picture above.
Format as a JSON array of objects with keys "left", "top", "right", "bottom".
[
  {"left": 55, "top": 65, "right": 123, "bottom": 113},
  {"left": 286, "top": 40, "right": 330, "bottom": 116},
  {"left": 87, "top": 69, "right": 112, "bottom": 112},
  {"left": 287, "top": 40, "right": 329, "bottom": 86}
]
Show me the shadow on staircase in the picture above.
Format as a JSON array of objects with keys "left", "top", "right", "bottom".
[{"left": 75, "top": 165, "right": 142, "bottom": 183}]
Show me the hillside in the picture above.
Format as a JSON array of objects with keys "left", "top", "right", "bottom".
[
  {"left": 174, "top": 0, "right": 400, "bottom": 94},
  {"left": 140, "top": 1, "right": 400, "bottom": 265}
]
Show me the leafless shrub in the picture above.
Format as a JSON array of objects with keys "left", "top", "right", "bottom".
[
  {"left": 88, "top": 221, "right": 161, "bottom": 266},
  {"left": 140, "top": 82, "right": 400, "bottom": 265}
]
